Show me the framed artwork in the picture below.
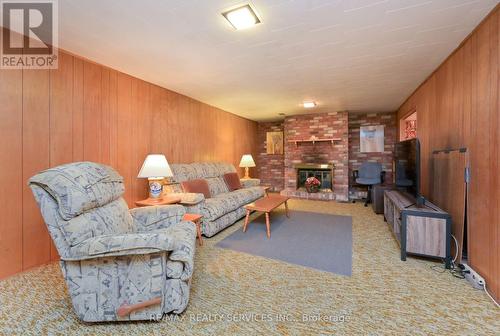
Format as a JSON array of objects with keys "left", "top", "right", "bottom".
[
  {"left": 266, "top": 131, "right": 284, "bottom": 154},
  {"left": 404, "top": 119, "right": 417, "bottom": 140},
  {"left": 360, "top": 125, "right": 384, "bottom": 152}
]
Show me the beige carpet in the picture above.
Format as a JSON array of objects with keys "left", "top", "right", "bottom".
[{"left": 0, "top": 200, "right": 498, "bottom": 335}]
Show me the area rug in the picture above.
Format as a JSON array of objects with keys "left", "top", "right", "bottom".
[{"left": 216, "top": 210, "right": 352, "bottom": 276}]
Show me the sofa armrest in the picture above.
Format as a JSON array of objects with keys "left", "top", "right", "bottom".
[
  {"left": 67, "top": 223, "right": 196, "bottom": 280},
  {"left": 178, "top": 202, "right": 205, "bottom": 219},
  {"left": 240, "top": 178, "right": 260, "bottom": 188},
  {"left": 168, "top": 192, "right": 205, "bottom": 205},
  {"left": 130, "top": 204, "right": 185, "bottom": 231}
]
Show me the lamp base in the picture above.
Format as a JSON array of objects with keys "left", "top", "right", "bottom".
[
  {"left": 243, "top": 167, "right": 251, "bottom": 179},
  {"left": 148, "top": 178, "right": 164, "bottom": 199}
]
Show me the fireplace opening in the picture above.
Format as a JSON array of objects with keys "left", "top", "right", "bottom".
[{"left": 294, "top": 163, "right": 333, "bottom": 192}]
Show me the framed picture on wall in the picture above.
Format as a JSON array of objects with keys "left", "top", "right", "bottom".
[
  {"left": 360, "top": 125, "right": 384, "bottom": 152},
  {"left": 266, "top": 131, "right": 284, "bottom": 154}
]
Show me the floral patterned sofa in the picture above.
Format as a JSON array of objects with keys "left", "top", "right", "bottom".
[
  {"left": 29, "top": 162, "right": 197, "bottom": 322},
  {"left": 163, "top": 162, "right": 264, "bottom": 237}
]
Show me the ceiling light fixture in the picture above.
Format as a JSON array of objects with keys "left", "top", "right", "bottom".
[
  {"left": 303, "top": 101, "right": 316, "bottom": 108},
  {"left": 222, "top": 4, "right": 261, "bottom": 30}
]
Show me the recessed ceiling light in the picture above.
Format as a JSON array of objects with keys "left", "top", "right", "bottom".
[
  {"left": 222, "top": 4, "right": 261, "bottom": 30},
  {"left": 303, "top": 101, "right": 316, "bottom": 108}
]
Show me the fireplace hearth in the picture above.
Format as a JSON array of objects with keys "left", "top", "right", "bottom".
[{"left": 294, "top": 163, "right": 333, "bottom": 192}]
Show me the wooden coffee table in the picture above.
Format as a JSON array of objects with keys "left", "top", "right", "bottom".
[{"left": 243, "top": 195, "right": 290, "bottom": 238}]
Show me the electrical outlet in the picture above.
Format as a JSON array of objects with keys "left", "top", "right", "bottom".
[{"left": 463, "top": 263, "right": 485, "bottom": 289}]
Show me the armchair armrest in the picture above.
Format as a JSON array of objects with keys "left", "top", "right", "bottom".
[
  {"left": 240, "top": 178, "right": 260, "bottom": 188},
  {"left": 68, "top": 223, "right": 197, "bottom": 280},
  {"left": 130, "top": 204, "right": 185, "bottom": 231}
]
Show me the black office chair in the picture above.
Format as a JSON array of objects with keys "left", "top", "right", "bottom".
[{"left": 353, "top": 162, "right": 385, "bottom": 206}]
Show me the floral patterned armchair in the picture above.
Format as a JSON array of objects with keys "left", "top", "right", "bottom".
[{"left": 28, "top": 162, "right": 197, "bottom": 322}]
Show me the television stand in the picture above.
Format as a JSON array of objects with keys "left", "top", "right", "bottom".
[
  {"left": 384, "top": 190, "right": 452, "bottom": 268},
  {"left": 403, "top": 197, "right": 440, "bottom": 211},
  {"left": 403, "top": 195, "right": 429, "bottom": 209}
]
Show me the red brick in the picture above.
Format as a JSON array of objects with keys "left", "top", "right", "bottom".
[
  {"left": 348, "top": 112, "right": 397, "bottom": 193},
  {"left": 256, "top": 122, "right": 285, "bottom": 191},
  {"left": 256, "top": 111, "right": 397, "bottom": 201}
]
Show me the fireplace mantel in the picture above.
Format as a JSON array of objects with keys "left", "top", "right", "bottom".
[
  {"left": 288, "top": 138, "right": 341, "bottom": 147},
  {"left": 293, "top": 163, "right": 334, "bottom": 170}
]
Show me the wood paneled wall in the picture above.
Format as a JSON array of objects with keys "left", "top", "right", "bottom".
[
  {"left": 0, "top": 42, "right": 258, "bottom": 279},
  {"left": 397, "top": 6, "right": 499, "bottom": 300}
]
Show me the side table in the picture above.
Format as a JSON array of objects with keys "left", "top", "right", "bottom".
[
  {"left": 261, "top": 185, "right": 271, "bottom": 196},
  {"left": 135, "top": 196, "right": 181, "bottom": 207},
  {"left": 183, "top": 213, "right": 204, "bottom": 246}
]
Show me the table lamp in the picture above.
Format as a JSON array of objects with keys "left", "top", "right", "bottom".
[
  {"left": 239, "top": 154, "right": 256, "bottom": 179},
  {"left": 138, "top": 154, "right": 173, "bottom": 200}
]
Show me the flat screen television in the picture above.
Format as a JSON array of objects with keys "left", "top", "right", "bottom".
[{"left": 394, "top": 138, "right": 421, "bottom": 198}]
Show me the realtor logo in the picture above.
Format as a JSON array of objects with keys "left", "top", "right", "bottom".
[{"left": 1, "top": 0, "right": 58, "bottom": 69}]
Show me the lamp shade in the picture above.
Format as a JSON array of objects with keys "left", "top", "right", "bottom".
[
  {"left": 137, "top": 154, "right": 173, "bottom": 178},
  {"left": 239, "top": 154, "right": 256, "bottom": 168}
]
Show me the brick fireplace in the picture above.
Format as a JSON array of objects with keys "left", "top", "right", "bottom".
[{"left": 280, "top": 112, "right": 349, "bottom": 201}]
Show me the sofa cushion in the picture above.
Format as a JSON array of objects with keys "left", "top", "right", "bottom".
[
  {"left": 162, "top": 183, "right": 183, "bottom": 194},
  {"left": 170, "top": 162, "right": 237, "bottom": 182},
  {"left": 28, "top": 161, "right": 125, "bottom": 220},
  {"left": 213, "top": 162, "right": 237, "bottom": 176},
  {"left": 202, "top": 198, "right": 228, "bottom": 222},
  {"left": 206, "top": 177, "right": 229, "bottom": 197},
  {"left": 229, "top": 186, "right": 265, "bottom": 204},
  {"left": 181, "top": 179, "right": 211, "bottom": 198},
  {"left": 240, "top": 178, "right": 261, "bottom": 188},
  {"left": 202, "top": 186, "right": 264, "bottom": 221},
  {"left": 223, "top": 172, "right": 242, "bottom": 191},
  {"left": 167, "top": 193, "right": 205, "bottom": 205}
]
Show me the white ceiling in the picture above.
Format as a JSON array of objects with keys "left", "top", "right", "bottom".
[{"left": 53, "top": 0, "right": 498, "bottom": 121}]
